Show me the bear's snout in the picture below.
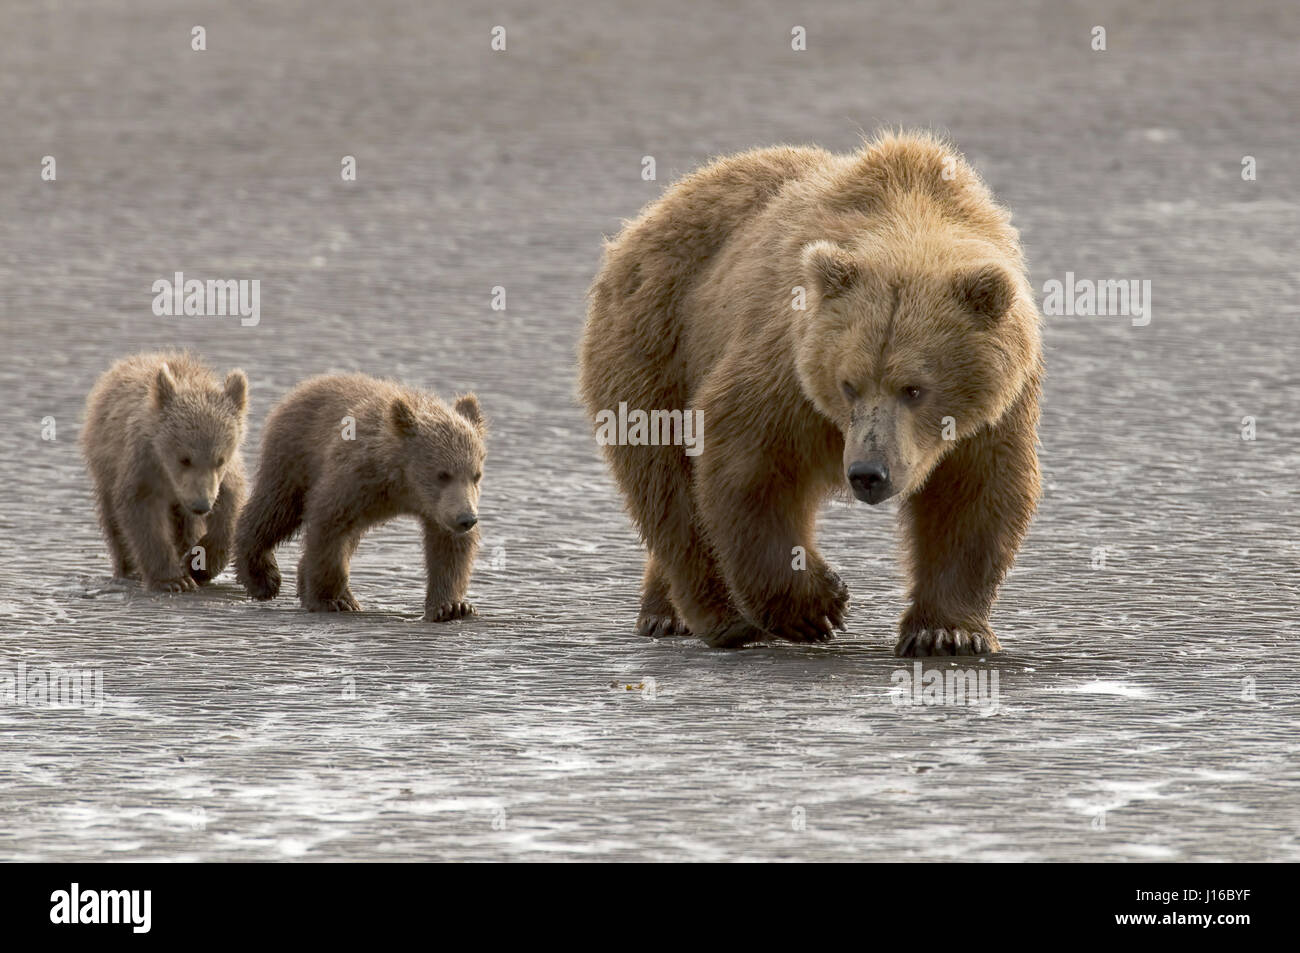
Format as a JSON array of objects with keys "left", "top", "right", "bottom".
[
  {"left": 454, "top": 512, "right": 478, "bottom": 533},
  {"left": 188, "top": 498, "right": 214, "bottom": 516},
  {"left": 848, "top": 459, "right": 894, "bottom": 505}
]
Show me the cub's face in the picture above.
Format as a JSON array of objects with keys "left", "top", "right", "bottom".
[
  {"left": 795, "top": 240, "right": 1032, "bottom": 503},
  {"left": 391, "top": 393, "right": 487, "bottom": 535},
  {"left": 152, "top": 364, "right": 247, "bottom": 515}
]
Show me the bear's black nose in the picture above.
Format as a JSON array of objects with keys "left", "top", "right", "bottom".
[
  {"left": 848, "top": 460, "right": 892, "bottom": 505},
  {"left": 455, "top": 512, "right": 478, "bottom": 532},
  {"left": 189, "top": 499, "right": 213, "bottom": 515}
]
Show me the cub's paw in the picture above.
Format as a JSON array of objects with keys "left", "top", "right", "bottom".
[
  {"left": 635, "top": 613, "right": 691, "bottom": 639},
  {"left": 425, "top": 601, "right": 475, "bottom": 623},
  {"left": 895, "top": 627, "right": 1001, "bottom": 657},
  {"left": 700, "top": 619, "right": 770, "bottom": 650},
  {"left": 149, "top": 575, "right": 198, "bottom": 594},
  {"left": 307, "top": 591, "right": 361, "bottom": 613}
]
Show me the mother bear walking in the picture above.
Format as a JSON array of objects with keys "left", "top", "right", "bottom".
[{"left": 579, "top": 132, "right": 1043, "bottom": 656}]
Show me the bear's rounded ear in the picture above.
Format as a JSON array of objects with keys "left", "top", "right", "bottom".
[
  {"left": 801, "top": 240, "right": 860, "bottom": 300},
  {"left": 390, "top": 397, "right": 420, "bottom": 437},
  {"left": 224, "top": 369, "right": 248, "bottom": 416},
  {"left": 454, "top": 394, "right": 486, "bottom": 434},
  {"left": 955, "top": 263, "right": 1014, "bottom": 324},
  {"left": 153, "top": 363, "right": 177, "bottom": 409}
]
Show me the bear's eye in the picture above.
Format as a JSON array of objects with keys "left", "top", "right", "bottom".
[
  {"left": 841, "top": 380, "right": 858, "bottom": 400},
  {"left": 901, "top": 386, "right": 923, "bottom": 403},
  {"left": 179, "top": 457, "right": 192, "bottom": 468},
  {"left": 437, "top": 471, "right": 452, "bottom": 484},
  {"left": 216, "top": 457, "right": 225, "bottom": 468}
]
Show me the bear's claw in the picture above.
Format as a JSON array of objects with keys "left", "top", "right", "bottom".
[
  {"left": 425, "top": 601, "right": 475, "bottom": 623},
  {"left": 895, "top": 627, "right": 1000, "bottom": 657},
  {"left": 635, "top": 614, "right": 690, "bottom": 639},
  {"left": 771, "top": 616, "right": 836, "bottom": 644},
  {"left": 150, "top": 575, "right": 198, "bottom": 594},
  {"left": 700, "top": 619, "right": 771, "bottom": 649},
  {"left": 309, "top": 591, "right": 361, "bottom": 613},
  {"left": 764, "top": 564, "right": 848, "bottom": 644}
]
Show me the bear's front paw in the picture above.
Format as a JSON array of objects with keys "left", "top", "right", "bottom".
[
  {"left": 425, "top": 601, "right": 475, "bottom": 623},
  {"left": 761, "top": 564, "right": 849, "bottom": 644},
  {"left": 768, "top": 616, "right": 835, "bottom": 644},
  {"left": 307, "top": 591, "right": 361, "bottom": 612},
  {"left": 895, "top": 627, "right": 1001, "bottom": 657},
  {"left": 699, "top": 618, "right": 770, "bottom": 649},
  {"left": 820, "top": 566, "right": 851, "bottom": 630},
  {"left": 149, "top": 575, "right": 198, "bottom": 594},
  {"left": 635, "top": 613, "right": 691, "bottom": 639}
]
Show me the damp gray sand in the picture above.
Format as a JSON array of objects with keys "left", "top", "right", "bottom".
[{"left": 0, "top": 0, "right": 1296, "bottom": 861}]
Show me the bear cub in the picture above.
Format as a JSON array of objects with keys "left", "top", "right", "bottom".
[
  {"left": 234, "top": 374, "right": 486, "bottom": 620},
  {"left": 82, "top": 352, "right": 249, "bottom": 591}
]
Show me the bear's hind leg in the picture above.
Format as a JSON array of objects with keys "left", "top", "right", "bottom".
[
  {"left": 584, "top": 349, "right": 765, "bottom": 647},
  {"left": 95, "top": 489, "right": 136, "bottom": 578},
  {"left": 613, "top": 446, "right": 766, "bottom": 648},
  {"left": 234, "top": 470, "right": 304, "bottom": 600}
]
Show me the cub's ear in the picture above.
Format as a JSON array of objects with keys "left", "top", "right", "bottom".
[
  {"left": 453, "top": 393, "right": 486, "bottom": 434},
  {"left": 224, "top": 369, "right": 248, "bottom": 415},
  {"left": 153, "top": 363, "right": 177, "bottom": 409},
  {"left": 801, "top": 240, "right": 860, "bottom": 300},
  {"left": 390, "top": 397, "right": 420, "bottom": 437},
  {"left": 955, "top": 263, "right": 1014, "bottom": 323}
]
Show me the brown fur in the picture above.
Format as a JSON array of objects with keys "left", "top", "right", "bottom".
[
  {"left": 82, "top": 352, "right": 249, "bottom": 591},
  {"left": 579, "top": 131, "right": 1042, "bottom": 656},
  {"left": 234, "top": 374, "right": 487, "bottom": 619}
]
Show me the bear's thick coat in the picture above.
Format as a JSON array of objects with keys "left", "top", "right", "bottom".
[
  {"left": 579, "top": 132, "right": 1042, "bottom": 656},
  {"left": 82, "top": 352, "right": 249, "bottom": 591},
  {"left": 234, "top": 374, "right": 487, "bottom": 620}
]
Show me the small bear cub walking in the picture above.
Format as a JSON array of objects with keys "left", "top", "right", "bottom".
[
  {"left": 82, "top": 352, "right": 249, "bottom": 591},
  {"left": 234, "top": 374, "right": 486, "bottom": 620}
]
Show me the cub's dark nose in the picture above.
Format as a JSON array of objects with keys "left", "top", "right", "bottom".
[
  {"left": 189, "top": 499, "right": 213, "bottom": 515},
  {"left": 848, "top": 460, "right": 892, "bottom": 505},
  {"left": 455, "top": 512, "right": 478, "bottom": 532}
]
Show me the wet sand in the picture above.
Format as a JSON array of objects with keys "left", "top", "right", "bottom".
[{"left": 1, "top": 0, "right": 1297, "bottom": 860}]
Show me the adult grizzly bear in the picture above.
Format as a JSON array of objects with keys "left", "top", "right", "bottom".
[
  {"left": 579, "top": 132, "right": 1042, "bottom": 656},
  {"left": 82, "top": 352, "right": 248, "bottom": 591},
  {"left": 234, "top": 374, "right": 486, "bottom": 621}
]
